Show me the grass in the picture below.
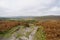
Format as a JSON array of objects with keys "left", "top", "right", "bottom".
[
  {"left": 25, "top": 31, "right": 31, "bottom": 38},
  {"left": 4, "top": 26, "right": 26, "bottom": 38},
  {"left": 16, "top": 26, "right": 26, "bottom": 38},
  {"left": 0, "top": 26, "right": 20, "bottom": 38},
  {"left": 33, "top": 26, "right": 46, "bottom": 40},
  {"left": 0, "top": 24, "right": 46, "bottom": 40}
]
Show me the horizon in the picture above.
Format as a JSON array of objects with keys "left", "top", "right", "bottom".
[{"left": 0, "top": 15, "right": 60, "bottom": 18}]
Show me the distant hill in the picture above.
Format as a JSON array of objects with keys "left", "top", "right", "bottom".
[
  {"left": 0, "top": 15, "right": 60, "bottom": 20},
  {"left": 34, "top": 15, "right": 60, "bottom": 20}
]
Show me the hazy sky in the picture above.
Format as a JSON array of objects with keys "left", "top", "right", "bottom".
[{"left": 0, "top": 0, "right": 60, "bottom": 17}]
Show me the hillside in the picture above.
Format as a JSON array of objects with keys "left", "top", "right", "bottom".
[{"left": 0, "top": 15, "right": 60, "bottom": 40}]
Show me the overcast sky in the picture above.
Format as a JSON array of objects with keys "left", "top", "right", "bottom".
[{"left": 0, "top": 0, "right": 60, "bottom": 17}]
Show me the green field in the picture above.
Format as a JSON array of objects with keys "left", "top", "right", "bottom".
[{"left": 33, "top": 26, "right": 46, "bottom": 40}]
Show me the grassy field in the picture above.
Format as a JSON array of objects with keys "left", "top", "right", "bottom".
[
  {"left": 0, "top": 19, "right": 60, "bottom": 40},
  {"left": 33, "top": 26, "right": 46, "bottom": 40},
  {"left": 0, "top": 26, "right": 21, "bottom": 38}
]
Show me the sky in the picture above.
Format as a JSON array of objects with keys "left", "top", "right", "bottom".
[{"left": 0, "top": 0, "right": 60, "bottom": 17}]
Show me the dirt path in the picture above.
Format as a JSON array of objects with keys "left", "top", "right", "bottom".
[
  {"left": 28, "top": 27, "right": 38, "bottom": 40},
  {"left": 0, "top": 26, "right": 38, "bottom": 40},
  {"left": 17, "top": 26, "right": 38, "bottom": 40}
]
